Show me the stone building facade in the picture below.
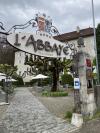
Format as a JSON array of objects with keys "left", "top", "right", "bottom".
[
  {"left": 0, "top": 32, "right": 15, "bottom": 65},
  {"left": 54, "top": 27, "right": 95, "bottom": 60}
]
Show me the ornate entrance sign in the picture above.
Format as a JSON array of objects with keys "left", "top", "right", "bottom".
[{"left": 7, "top": 32, "right": 71, "bottom": 58}]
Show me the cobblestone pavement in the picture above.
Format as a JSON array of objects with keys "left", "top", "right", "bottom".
[
  {"left": 0, "top": 91, "right": 15, "bottom": 133},
  {"left": 0, "top": 93, "right": 5, "bottom": 102},
  {"left": 1, "top": 87, "right": 78, "bottom": 133},
  {"left": 32, "top": 90, "right": 74, "bottom": 118}
]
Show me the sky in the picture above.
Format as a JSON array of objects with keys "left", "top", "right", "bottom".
[{"left": 0, "top": 0, "right": 100, "bottom": 34}]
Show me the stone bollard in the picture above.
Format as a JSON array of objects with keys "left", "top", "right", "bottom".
[{"left": 71, "top": 113, "right": 83, "bottom": 127}]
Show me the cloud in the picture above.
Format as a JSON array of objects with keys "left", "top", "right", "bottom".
[{"left": 0, "top": 0, "right": 100, "bottom": 33}]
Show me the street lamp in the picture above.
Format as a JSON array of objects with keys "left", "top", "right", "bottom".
[{"left": 91, "top": 0, "right": 99, "bottom": 83}]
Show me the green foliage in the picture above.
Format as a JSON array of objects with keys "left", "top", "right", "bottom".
[
  {"left": 0, "top": 64, "right": 18, "bottom": 92},
  {"left": 63, "top": 59, "right": 72, "bottom": 74},
  {"left": 41, "top": 76, "right": 52, "bottom": 86},
  {"left": 25, "top": 79, "right": 38, "bottom": 86},
  {"left": 93, "top": 110, "right": 100, "bottom": 119},
  {"left": 93, "top": 58, "right": 96, "bottom": 66},
  {"left": 61, "top": 74, "right": 74, "bottom": 86},
  {"left": 24, "top": 75, "right": 52, "bottom": 87},
  {"left": 0, "top": 79, "right": 14, "bottom": 94},
  {"left": 96, "top": 23, "right": 100, "bottom": 82},
  {"left": 96, "top": 23, "right": 100, "bottom": 46},
  {"left": 24, "top": 54, "right": 72, "bottom": 91},
  {"left": 0, "top": 64, "right": 17, "bottom": 76},
  {"left": 2, "top": 85, "right": 14, "bottom": 94},
  {"left": 8, "top": 86, "right": 14, "bottom": 94},
  {"left": 83, "top": 110, "right": 100, "bottom": 122},
  {"left": 42, "top": 91, "right": 68, "bottom": 97},
  {"left": 12, "top": 75, "right": 24, "bottom": 86},
  {"left": 65, "top": 111, "right": 72, "bottom": 119}
]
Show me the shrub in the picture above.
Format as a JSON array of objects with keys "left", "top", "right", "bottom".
[
  {"left": 42, "top": 91, "right": 68, "bottom": 97},
  {"left": 65, "top": 111, "right": 72, "bottom": 119},
  {"left": 42, "top": 78, "right": 51, "bottom": 86},
  {"left": 1, "top": 82, "right": 14, "bottom": 94},
  {"left": 28, "top": 77, "right": 52, "bottom": 87},
  {"left": 30, "top": 79, "right": 38, "bottom": 85},
  {"left": 42, "top": 91, "right": 48, "bottom": 96},
  {"left": 12, "top": 76, "right": 24, "bottom": 86},
  {"left": 61, "top": 74, "right": 74, "bottom": 86},
  {"left": 6, "top": 86, "right": 14, "bottom": 94}
]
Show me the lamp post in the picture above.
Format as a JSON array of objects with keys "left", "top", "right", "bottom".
[
  {"left": 91, "top": 0, "right": 99, "bottom": 83},
  {"left": 2, "top": 44, "right": 9, "bottom": 103},
  {"left": 5, "top": 76, "right": 9, "bottom": 103}
]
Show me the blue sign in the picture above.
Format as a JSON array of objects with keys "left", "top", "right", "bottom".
[{"left": 74, "top": 78, "right": 80, "bottom": 89}]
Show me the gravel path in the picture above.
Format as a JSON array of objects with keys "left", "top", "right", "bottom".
[
  {"left": 34, "top": 92, "right": 74, "bottom": 118},
  {"left": 1, "top": 87, "right": 78, "bottom": 133},
  {"left": 31, "top": 87, "right": 74, "bottom": 119}
]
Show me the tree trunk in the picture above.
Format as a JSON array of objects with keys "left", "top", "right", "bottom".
[
  {"left": 51, "top": 68, "right": 57, "bottom": 92},
  {"left": 51, "top": 59, "right": 59, "bottom": 92}
]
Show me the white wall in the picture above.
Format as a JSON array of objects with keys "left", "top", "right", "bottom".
[
  {"left": 68, "top": 36, "right": 95, "bottom": 60},
  {"left": 14, "top": 51, "right": 33, "bottom": 82}
]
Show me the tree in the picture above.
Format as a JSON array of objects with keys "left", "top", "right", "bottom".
[
  {"left": 92, "top": 57, "right": 96, "bottom": 66},
  {"left": 0, "top": 64, "right": 17, "bottom": 102},
  {"left": 0, "top": 64, "right": 17, "bottom": 76},
  {"left": 24, "top": 55, "right": 72, "bottom": 92},
  {"left": 48, "top": 58, "right": 72, "bottom": 91},
  {"left": 96, "top": 23, "right": 100, "bottom": 82},
  {"left": 61, "top": 74, "right": 73, "bottom": 86}
]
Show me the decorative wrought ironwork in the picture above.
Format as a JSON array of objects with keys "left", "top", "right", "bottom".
[
  {"left": 0, "top": 22, "right": 5, "bottom": 31},
  {"left": 7, "top": 13, "right": 60, "bottom": 36},
  {"left": 7, "top": 19, "right": 38, "bottom": 33},
  {"left": 50, "top": 26, "right": 60, "bottom": 35}
]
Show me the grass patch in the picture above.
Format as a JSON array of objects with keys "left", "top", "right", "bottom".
[
  {"left": 42, "top": 91, "right": 68, "bottom": 97},
  {"left": 65, "top": 111, "right": 72, "bottom": 121},
  {"left": 93, "top": 110, "right": 100, "bottom": 119},
  {"left": 84, "top": 110, "right": 100, "bottom": 122}
]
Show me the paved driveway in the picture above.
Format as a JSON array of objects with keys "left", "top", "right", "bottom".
[{"left": 1, "top": 87, "right": 78, "bottom": 133}]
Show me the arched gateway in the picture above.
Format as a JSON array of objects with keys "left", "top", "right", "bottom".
[{"left": 7, "top": 13, "right": 96, "bottom": 127}]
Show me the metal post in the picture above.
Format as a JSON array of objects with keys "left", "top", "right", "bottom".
[
  {"left": 5, "top": 76, "right": 8, "bottom": 103},
  {"left": 91, "top": 0, "right": 99, "bottom": 83}
]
